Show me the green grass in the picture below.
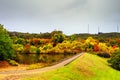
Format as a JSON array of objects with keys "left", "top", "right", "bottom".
[{"left": 22, "top": 53, "right": 120, "bottom": 80}]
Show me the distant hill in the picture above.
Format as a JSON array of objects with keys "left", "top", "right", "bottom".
[{"left": 8, "top": 31, "right": 120, "bottom": 39}]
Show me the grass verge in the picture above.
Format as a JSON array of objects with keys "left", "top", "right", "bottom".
[{"left": 22, "top": 53, "right": 120, "bottom": 80}]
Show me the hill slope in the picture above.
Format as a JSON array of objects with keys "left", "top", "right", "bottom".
[{"left": 23, "top": 53, "right": 120, "bottom": 80}]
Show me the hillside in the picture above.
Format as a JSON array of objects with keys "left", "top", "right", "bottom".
[{"left": 22, "top": 53, "right": 120, "bottom": 80}]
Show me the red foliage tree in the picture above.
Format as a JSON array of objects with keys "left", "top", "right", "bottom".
[
  {"left": 116, "top": 38, "right": 120, "bottom": 43},
  {"left": 94, "top": 44, "right": 99, "bottom": 51},
  {"left": 24, "top": 44, "right": 30, "bottom": 53},
  {"left": 113, "top": 45, "right": 117, "bottom": 49},
  {"left": 33, "top": 38, "right": 39, "bottom": 45}
]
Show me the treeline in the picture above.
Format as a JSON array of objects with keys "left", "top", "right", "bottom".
[
  {"left": 8, "top": 31, "right": 120, "bottom": 40},
  {"left": 8, "top": 30, "right": 63, "bottom": 39},
  {"left": 75, "top": 32, "right": 120, "bottom": 39}
]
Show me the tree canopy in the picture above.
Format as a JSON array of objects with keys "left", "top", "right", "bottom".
[{"left": 0, "top": 24, "right": 15, "bottom": 60}]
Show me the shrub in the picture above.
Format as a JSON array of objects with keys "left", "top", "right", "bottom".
[
  {"left": 8, "top": 60, "right": 19, "bottom": 66},
  {"left": 14, "top": 38, "right": 26, "bottom": 45},
  {"left": 98, "top": 43, "right": 108, "bottom": 53},
  {"left": 13, "top": 44, "right": 24, "bottom": 53},
  {"left": 0, "top": 24, "right": 15, "bottom": 60},
  {"left": 39, "top": 43, "right": 53, "bottom": 54},
  {"left": 97, "top": 52, "right": 110, "bottom": 58},
  {"left": 109, "top": 40, "right": 117, "bottom": 47},
  {"left": 30, "top": 46, "right": 37, "bottom": 54},
  {"left": 83, "top": 43, "right": 94, "bottom": 52},
  {"left": 108, "top": 50, "right": 120, "bottom": 70},
  {"left": 26, "top": 64, "right": 42, "bottom": 70},
  {"left": 30, "top": 38, "right": 41, "bottom": 45}
]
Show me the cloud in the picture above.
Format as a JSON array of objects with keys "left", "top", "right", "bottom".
[
  {"left": 0, "top": 0, "right": 120, "bottom": 19},
  {"left": 0, "top": 0, "right": 120, "bottom": 34}
]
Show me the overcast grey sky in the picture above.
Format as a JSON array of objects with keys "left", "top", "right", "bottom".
[{"left": 0, "top": 0, "right": 120, "bottom": 35}]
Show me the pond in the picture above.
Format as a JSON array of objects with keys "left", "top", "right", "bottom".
[{"left": 15, "top": 53, "right": 76, "bottom": 64}]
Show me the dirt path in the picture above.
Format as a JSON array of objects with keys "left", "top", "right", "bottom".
[{"left": 0, "top": 53, "right": 84, "bottom": 80}]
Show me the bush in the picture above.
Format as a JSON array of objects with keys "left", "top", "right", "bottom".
[
  {"left": 0, "top": 24, "right": 15, "bottom": 60},
  {"left": 15, "top": 38, "right": 26, "bottom": 45},
  {"left": 13, "top": 44, "right": 24, "bottom": 53},
  {"left": 108, "top": 50, "right": 120, "bottom": 70},
  {"left": 30, "top": 46, "right": 37, "bottom": 54},
  {"left": 97, "top": 52, "right": 110, "bottom": 58},
  {"left": 8, "top": 60, "right": 19, "bottom": 66},
  {"left": 26, "top": 64, "right": 42, "bottom": 70}
]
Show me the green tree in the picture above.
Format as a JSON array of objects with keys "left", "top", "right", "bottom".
[
  {"left": 51, "top": 30, "right": 63, "bottom": 37},
  {"left": 15, "top": 38, "right": 26, "bottom": 45},
  {"left": 108, "top": 50, "right": 120, "bottom": 70},
  {"left": 0, "top": 24, "right": 15, "bottom": 60},
  {"left": 52, "top": 33, "right": 65, "bottom": 43},
  {"left": 69, "top": 34, "right": 76, "bottom": 41}
]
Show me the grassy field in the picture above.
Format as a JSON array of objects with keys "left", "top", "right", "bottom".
[{"left": 22, "top": 53, "right": 120, "bottom": 80}]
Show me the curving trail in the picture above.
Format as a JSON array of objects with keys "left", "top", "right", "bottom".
[{"left": 0, "top": 52, "right": 84, "bottom": 80}]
